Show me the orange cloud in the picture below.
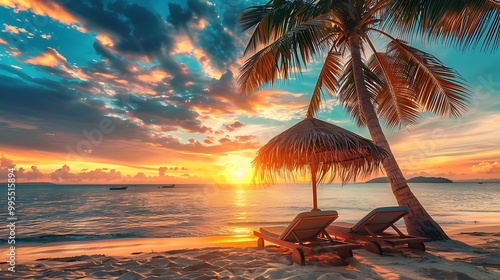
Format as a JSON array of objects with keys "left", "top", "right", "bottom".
[
  {"left": 137, "top": 70, "right": 171, "bottom": 84},
  {"left": 0, "top": 0, "right": 79, "bottom": 25},
  {"left": 2, "top": 23, "right": 29, "bottom": 34},
  {"left": 96, "top": 34, "right": 114, "bottom": 47},
  {"left": 171, "top": 34, "right": 225, "bottom": 78},
  {"left": 0, "top": 38, "right": 6, "bottom": 44},
  {"left": 472, "top": 161, "right": 500, "bottom": 173},
  {"left": 246, "top": 90, "right": 308, "bottom": 120},
  {"left": 25, "top": 47, "right": 68, "bottom": 67}
]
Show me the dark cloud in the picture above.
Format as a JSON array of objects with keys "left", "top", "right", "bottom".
[
  {"left": 187, "top": 0, "right": 218, "bottom": 19},
  {"left": 224, "top": 121, "right": 245, "bottom": 132},
  {"left": 165, "top": 0, "right": 239, "bottom": 71},
  {"left": 167, "top": 3, "right": 192, "bottom": 30},
  {"left": 60, "top": 0, "right": 170, "bottom": 55},
  {"left": 167, "top": 70, "right": 244, "bottom": 115},
  {"left": 199, "top": 25, "right": 237, "bottom": 69},
  {"left": 92, "top": 41, "right": 131, "bottom": 74},
  {"left": 113, "top": 94, "right": 211, "bottom": 133},
  {"left": 110, "top": 2, "right": 173, "bottom": 54}
]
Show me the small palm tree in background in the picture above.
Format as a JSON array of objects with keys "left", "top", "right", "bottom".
[{"left": 238, "top": 0, "right": 499, "bottom": 240}]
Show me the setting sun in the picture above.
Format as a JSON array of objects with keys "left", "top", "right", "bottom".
[{"left": 219, "top": 155, "right": 254, "bottom": 184}]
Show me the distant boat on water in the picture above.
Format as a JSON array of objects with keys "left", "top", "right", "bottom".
[
  {"left": 160, "top": 184, "right": 175, "bottom": 188},
  {"left": 110, "top": 186, "right": 128, "bottom": 190}
]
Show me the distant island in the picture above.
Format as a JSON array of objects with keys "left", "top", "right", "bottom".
[{"left": 366, "top": 176, "right": 453, "bottom": 183}]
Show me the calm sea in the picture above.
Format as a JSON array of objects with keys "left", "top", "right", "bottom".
[{"left": 1, "top": 183, "right": 499, "bottom": 244}]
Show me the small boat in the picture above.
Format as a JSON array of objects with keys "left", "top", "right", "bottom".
[
  {"left": 110, "top": 186, "right": 128, "bottom": 190},
  {"left": 161, "top": 184, "right": 175, "bottom": 188}
]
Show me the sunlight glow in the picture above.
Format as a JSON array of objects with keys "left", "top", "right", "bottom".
[{"left": 220, "top": 155, "right": 254, "bottom": 184}]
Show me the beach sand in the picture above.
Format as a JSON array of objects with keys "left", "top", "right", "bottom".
[{"left": 1, "top": 223, "right": 499, "bottom": 279}]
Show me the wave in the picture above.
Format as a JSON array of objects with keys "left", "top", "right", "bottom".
[{"left": 2, "top": 232, "right": 143, "bottom": 243}]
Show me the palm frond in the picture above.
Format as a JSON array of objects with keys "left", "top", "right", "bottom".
[
  {"left": 306, "top": 49, "right": 343, "bottom": 117},
  {"left": 384, "top": 0, "right": 500, "bottom": 51},
  {"left": 366, "top": 53, "right": 420, "bottom": 129},
  {"left": 238, "top": 15, "right": 331, "bottom": 95},
  {"left": 386, "top": 39, "right": 470, "bottom": 117},
  {"left": 240, "top": 0, "right": 327, "bottom": 56},
  {"left": 338, "top": 58, "right": 382, "bottom": 127}
]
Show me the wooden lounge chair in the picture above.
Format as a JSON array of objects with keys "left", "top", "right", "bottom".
[
  {"left": 327, "top": 206, "right": 431, "bottom": 255},
  {"left": 254, "top": 211, "right": 361, "bottom": 265}
]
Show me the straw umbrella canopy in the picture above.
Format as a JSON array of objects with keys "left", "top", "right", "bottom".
[{"left": 253, "top": 116, "right": 388, "bottom": 211}]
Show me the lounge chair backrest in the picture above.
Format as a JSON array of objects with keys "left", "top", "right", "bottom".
[
  {"left": 351, "top": 206, "right": 409, "bottom": 235},
  {"left": 279, "top": 211, "right": 339, "bottom": 242}
]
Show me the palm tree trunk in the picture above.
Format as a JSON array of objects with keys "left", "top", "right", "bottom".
[{"left": 347, "top": 33, "right": 449, "bottom": 240}]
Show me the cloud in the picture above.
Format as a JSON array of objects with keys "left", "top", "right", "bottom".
[
  {"left": 0, "top": 154, "right": 15, "bottom": 168},
  {"left": 49, "top": 164, "right": 123, "bottom": 181},
  {"left": 113, "top": 95, "right": 211, "bottom": 133},
  {"left": 472, "top": 161, "right": 500, "bottom": 174},
  {"left": 204, "top": 135, "right": 215, "bottom": 144},
  {"left": 224, "top": 121, "right": 245, "bottom": 132},
  {"left": 24, "top": 47, "right": 69, "bottom": 67},
  {"left": 18, "top": 166, "right": 44, "bottom": 180},
  {"left": 0, "top": 0, "right": 80, "bottom": 25},
  {"left": 218, "top": 137, "right": 232, "bottom": 144},
  {"left": 159, "top": 166, "right": 168, "bottom": 176},
  {"left": 198, "top": 24, "right": 238, "bottom": 70},
  {"left": 2, "top": 24, "right": 30, "bottom": 34},
  {"left": 59, "top": 1, "right": 174, "bottom": 57},
  {"left": 167, "top": 3, "right": 193, "bottom": 31},
  {"left": 235, "top": 135, "right": 256, "bottom": 142}
]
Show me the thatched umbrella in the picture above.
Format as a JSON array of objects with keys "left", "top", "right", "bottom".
[{"left": 253, "top": 116, "right": 388, "bottom": 211}]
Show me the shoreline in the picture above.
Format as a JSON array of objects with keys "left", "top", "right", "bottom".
[
  {"left": 2, "top": 223, "right": 499, "bottom": 279},
  {"left": 15, "top": 235, "right": 259, "bottom": 262}
]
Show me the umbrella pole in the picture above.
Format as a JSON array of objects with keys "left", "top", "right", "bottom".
[{"left": 311, "top": 156, "right": 318, "bottom": 211}]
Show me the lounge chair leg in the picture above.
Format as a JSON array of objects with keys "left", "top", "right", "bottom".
[
  {"left": 408, "top": 242, "right": 426, "bottom": 251},
  {"left": 292, "top": 248, "right": 305, "bottom": 266},
  {"left": 257, "top": 238, "right": 265, "bottom": 247},
  {"left": 365, "top": 241, "right": 383, "bottom": 255},
  {"left": 336, "top": 249, "right": 352, "bottom": 259}
]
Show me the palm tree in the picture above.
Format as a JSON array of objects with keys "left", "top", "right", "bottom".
[{"left": 238, "top": 0, "right": 498, "bottom": 240}]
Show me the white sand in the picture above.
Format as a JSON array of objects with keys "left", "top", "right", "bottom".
[{"left": 1, "top": 223, "right": 499, "bottom": 279}]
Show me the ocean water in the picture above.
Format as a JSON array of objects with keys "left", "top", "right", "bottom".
[{"left": 1, "top": 183, "right": 499, "bottom": 244}]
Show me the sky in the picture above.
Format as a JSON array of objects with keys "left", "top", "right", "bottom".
[{"left": 0, "top": 0, "right": 499, "bottom": 184}]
